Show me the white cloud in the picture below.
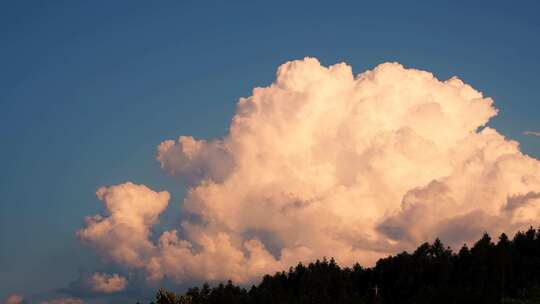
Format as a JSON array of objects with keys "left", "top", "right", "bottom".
[
  {"left": 88, "top": 273, "right": 127, "bottom": 293},
  {"left": 78, "top": 182, "right": 170, "bottom": 267},
  {"left": 157, "top": 136, "right": 234, "bottom": 183},
  {"left": 80, "top": 57, "right": 540, "bottom": 284}
]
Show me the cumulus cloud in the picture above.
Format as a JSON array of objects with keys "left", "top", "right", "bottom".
[
  {"left": 88, "top": 273, "right": 127, "bottom": 293},
  {"left": 78, "top": 182, "right": 170, "bottom": 267},
  {"left": 80, "top": 57, "right": 540, "bottom": 284},
  {"left": 4, "top": 294, "right": 24, "bottom": 304},
  {"left": 157, "top": 136, "right": 234, "bottom": 183},
  {"left": 524, "top": 131, "right": 540, "bottom": 137}
]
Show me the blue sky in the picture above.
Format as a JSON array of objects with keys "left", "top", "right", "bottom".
[{"left": 1, "top": 1, "right": 539, "bottom": 303}]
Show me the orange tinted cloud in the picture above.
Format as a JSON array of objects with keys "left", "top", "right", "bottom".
[
  {"left": 88, "top": 273, "right": 127, "bottom": 293},
  {"left": 81, "top": 58, "right": 540, "bottom": 284},
  {"left": 4, "top": 294, "right": 24, "bottom": 304}
]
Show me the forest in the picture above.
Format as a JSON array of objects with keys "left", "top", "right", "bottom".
[{"left": 141, "top": 227, "right": 540, "bottom": 304}]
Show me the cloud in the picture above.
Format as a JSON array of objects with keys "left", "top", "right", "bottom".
[
  {"left": 1, "top": 296, "right": 83, "bottom": 304},
  {"left": 4, "top": 294, "right": 24, "bottom": 304},
  {"left": 80, "top": 57, "right": 540, "bottom": 285},
  {"left": 78, "top": 182, "right": 170, "bottom": 267},
  {"left": 40, "top": 299, "right": 83, "bottom": 304},
  {"left": 58, "top": 271, "right": 155, "bottom": 303},
  {"left": 524, "top": 131, "right": 540, "bottom": 137},
  {"left": 157, "top": 136, "right": 234, "bottom": 183},
  {"left": 89, "top": 273, "right": 127, "bottom": 293}
]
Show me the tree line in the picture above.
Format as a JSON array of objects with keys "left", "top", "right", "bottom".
[{"left": 140, "top": 227, "right": 540, "bottom": 304}]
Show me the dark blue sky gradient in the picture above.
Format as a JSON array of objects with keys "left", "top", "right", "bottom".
[{"left": 1, "top": 1, "right": 539, "bottom": 302}]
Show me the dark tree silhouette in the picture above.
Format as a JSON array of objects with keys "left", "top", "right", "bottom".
[{"left": 143, "top": 227, "right": 540, "bottom": 304}]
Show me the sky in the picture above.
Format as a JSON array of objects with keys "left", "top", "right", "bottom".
[{"left": 1, "top": 1, "right": 540, "bottom": 303}]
